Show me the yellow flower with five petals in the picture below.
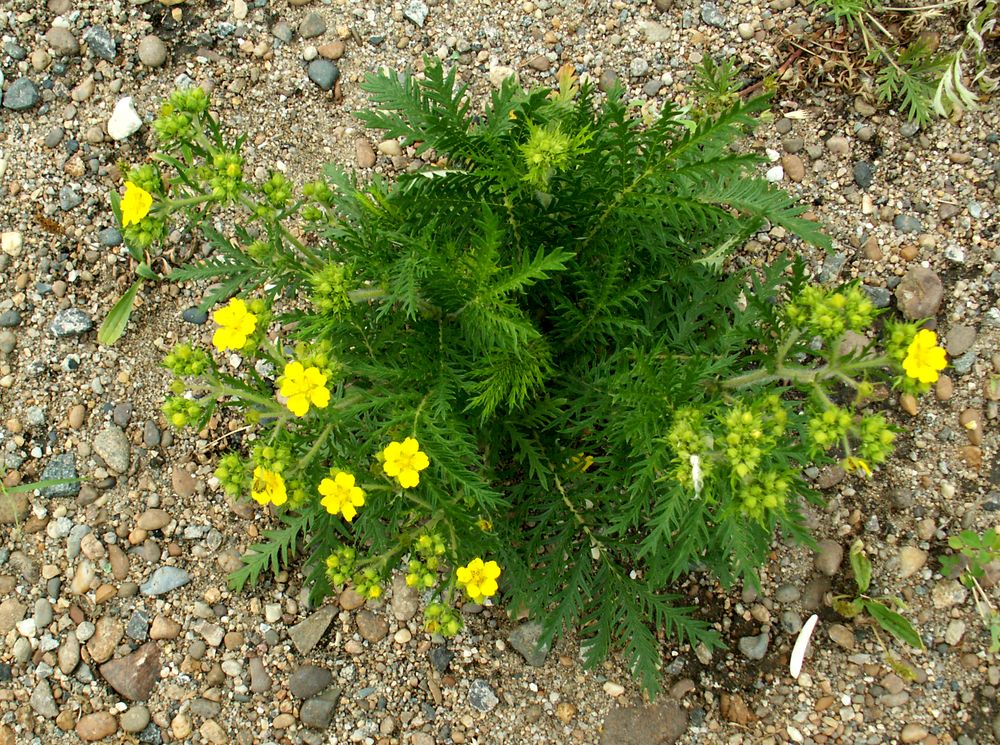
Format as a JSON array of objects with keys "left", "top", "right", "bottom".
[
  {"left": 212, "top": 298, "right": 257, "bottom": 352},
  {"left": 279, "top": 361, "right": 330, "bottom": 417},
  {"left": 456, "top": 558, "right": 501, "bottom": 604},
  {"left": 121, "top": 181, "right": 153, "bottom": 226},
  {"left": 381, "top": 437, "right": 429, "bottom": 488},
  {"left": 902, "top": 328, "right": 947, "bottom": 384},
  {"left": 319, "top": 470, "right": 365, "bottom": 521},
  {"left": 251, "top": 466, "right": 287, "bottom": 507}
]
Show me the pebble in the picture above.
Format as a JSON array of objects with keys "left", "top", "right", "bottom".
[
  {"left": 901, "top": 723, "right": 929, "bottom": 743},
  {"left": 94, "top": 425, "right": 130, "bottom": 472},
  {"left": 120, "top": 705, "right": 150, "bottom": 733},
  {"left": 826, "top": 136, "right": 850, "bottom": 155},
  {"left": 782, "top": 154, "right": 805, "bottom": 182},
  {"left": 509, "top": 621, "right": 550, "bottom": 666},
  {"left": 893, "top": 214, "right": 923, "bottom": 233},
  {"left": 300, "top": 687, "right": 342, "bottom": 729},
  {"left": 391, "top": 574, "right": 420, "bottom": 621},
  {"left": 898, "top": 546, "right": 927, "bottom": 578},
  {"left": 181, "top": 306, "right": 209, "bottom": 324},
  {"left": 828, "top": 623, "right": 856, "bottom": 650},
  {"left": 814, "top": 540, "right": 844, "bottom": 576},
  {"left": 58, "top": 633, "right": 80, "bottom": 674},
  {"left": 738, "top": 631, "right": 769, "bottom": 660},
  {"left": 108, "top": 97, "right": 143, "bottom": 140},
  {"left": 932, "top": 580, "right": 968, "bottom": 609},
  {"left": 468, "top": 679, "right": 499, "bottom": 712},
  {"left": 853, "top": 161, "right": 874, "bottom": 188},
  {"left": 75, "top": 712, "right": 117, "bottom": 742},
  {"left": 289, "top": 665, "right": 333, "bottom": 699},
  {"left": 30, "top": 681, "right": 59, "bottom": 718},
  {"left": 601, "top": 701, "right": 687, "bottom": 745},
  {"left": 404, "top": 0, "right": 429, "bottom": 26},
  {"left": 51, "top": 309, "right": 94, "bottom": 337},
  {"left": 946, "top": 325, "right": 976, "bottom": 356},
  {"left": 700, "top": 2, "right": 727, "bottom": 26},
  {"left": 2, "top": 78, "right": 40, "bottom": 110},
  {"left": 945, "top": 619, "right": 966, "bottom": 645},
  {"left": 60, "top": 186, "right": 83, "bottom": 211},
  {"left": 356, "top": 609, "right": 389, "bottom": 642},
  {"left": 307, "top": 60, "right": 339, "bottom": 91},
  {"left": 140, "top": 566, "right": 191, "bottom": 596},
  {"left": 1, "top": 231, "right": 22, "bottom": 257},
  {"left": 249, "top": 657, "right": 272, "bottom": 692},
  {"left": 45, "top": 27, "right": 80, "bottom": 56},
  {"left": 895, "top": 267, "right": 944, "bottom": 319},
  {"left": 83, "top": 26, "right": 117, "bottom": 60},
  {"left": 299, "top": 12, "right": 327, "bottom": 39},
  {"left": 289, "top": 604, "right": 337, "bottom": 653},
  {"left": 138, "top": 35, "right": 167, "bottom": 67}
]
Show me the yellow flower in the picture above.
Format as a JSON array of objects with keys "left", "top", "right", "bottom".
[
  {"left": 251, "top": 466, "right": 287, "bottom": 507},
  {"left": 381, "top": 437, "right": 430, "bottom": 488},
  {"left": 319, "top": 471, "right": 365, "bottom": 521},
  {"left": 121, "top": 181, "right": 153, "bottom": 226},
  {"left": 456, "top": 558, "right": 501, "bottom": 604},
  {"left": 842, "top": 456, "right": 872, "bottom": 477},
  {"left": 212, "top": 298, "right": 257, "bottom": 352},
  {"left": 902, "top": 329, "right": 947, "bottom": 384},
  {"left": 279, "top": 361, "right": 330, "bottom": 417}
]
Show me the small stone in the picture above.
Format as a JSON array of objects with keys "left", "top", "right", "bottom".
[
  {"left": 629, "top": 57, "right": 649, "bottom": 78},
  {"left": 640, "top": 20, "right": 671, "bottom": 42},
  {"left": 429, "top": 646, "right": 454, "bottom": 673},
  {"left": 738, "top": 632, "right": 769, "bottom": 660},
  {"left": 509, "top": 621, "right": 550, "bottom": 666},
  {"left": 775, "top": 584, "right": 801, "bottom": 603},
  {"left": 46, "top": 27, "right": 80, "bottom": 56},
  {"left": 289, "top": 604, "right": 337, "bottom": 654},
  {"left": 826, "top": 136, "right": 850, "bottom": 155},
  {"left": 340, "top": 587, "right": 365, "bottom": 611},
  {"left": 2, "top": 78, "right": 41, "bottom": 111},
  {"left": 318, "top": 40, "right": 345, "bottom": 59},
  {"left": 853, "top": 161, "right": 873, "bottom": 188},
  {"left": 765, "top": 165, "right": 784, "bottom": 183},
  {"left": 299, "top": 12, "right": 327, "bottom": 39},
  {"left": 356, "top": 609, "right": 389, "bottom": 642},
  {"left": 137, "top": 509, "right": 171, "bottom": 531},
  {"left": 30, "top": 680, "right": 58, "bottom": 718},
  {"left": 75, "top": 712, "right": 117, "bottom": 742},
  {"left": 108, "top": 97, "right": 143, "bottom": 140},
  {"left": 936, "top": 375, "right": 954, "bottom": 401},
  {"left": 945, "top": 619, "right": 966, "bottom": 645},
  {"left": 814, "top": 540, "right": 844, "bottom": 576},
  {"left": 51, "top": 308, "right": 94, "bottom": 337},
  {"left": 900, "top": 392, "right": 918, "bottom": 416},
  {"left": 120, "top": 705, "right": 150, "bottom": 733},
  {"left": 138, "top": 35, "right": 167, "bottom": 67},
  {"left": 895, "top": 267, "right": 944, "bottom": 320},
  {"left": 901, "top": 723, "right": 929, "bottom": 743},
  {"left": 150, "top": 615, "right": 181, "bottom": 640},
  {"left": 83, "top": 26, "right": 117, "bottom": 60},
  {"left": 527, "top": 54, "right": 550, "bottom": 72},
  {"left": 88, "top": 615, "right": 124, "bottom": 664},
  {"left": 854, "top": 97, "right": 877, "bottom": 116},
  {"left": 721, "top": 693, "right": 753, "bottom": 724},
  {"left": 0, "top": 489, "right": 28, "bottom": 525},
  {"left": 598, "top": 69, "right": 619, "bottom": 92},
  {"left": 140, "top": 566, "right": 191, "bottom": 596},
  {"left": 200, "top": 720, "right": 228, "bottom": 745},
  {"left": 1, "top": 231, "right": 22, "bottom": 257},
  {"left": 737, "top": 22, "right": 754, "bottom": 39},
  {"left": 782, "top": 154, "right": 805, "bottom": 182},
  {"left": 195, "top": 620, "right": 225, "bottom": 647},
  {"left": 289, "top": 664, "right": 333, "bottom": 699},
  {"left": 700, "top": 2, "right": 726, "bottom": 26},
  {"left": 171, "top": 714, "right": 192, "bottom": 740},
  {"left": 181, "top": 306, "right": 208, "bottom": 325},
  {"left": 307, "top": 59, "right": 339, "bottom": 91},
  {"left": 300, "top": 687, "right": 342, "bottom": 730},
  {"left": 249, "top": 657, "right": 272, "bottom": 693},
  {"left": 894, "top": 214, "right": 923, "bottom": 233},
  {"left": 828, "top": 623, "right": 856, "bottom": 650},
  {"left": 932, "top": 580, "right": 968, "bottom": 609},
  {"left": 404, "top": 0, "right": 429, "bottom": 26},
  {"left": 898, "top": 546, "right": 927, "bottom": 578},
  {"left": 393, "top": 628, "right": 411, "bottom": 644},
  {"left": 60, "top": 185, "right": 83, "bottom": 211},
  {"left": 946, "top": 325, "right": 976, "bottom": 356},
  {"left": 94, "top": 425, "right": 130, "bottom": 472},
  {"left": 600, "top": 701, "right": 687, "bottom": 745},
  {"left": 391, "top": 574, "right": 419, "bottom": 621},
  {"left": 58, "top": 632, "right": 80, "bottom": 674},
  {"left": 468, "top": 678, "right": 499, "bottom": 712}
]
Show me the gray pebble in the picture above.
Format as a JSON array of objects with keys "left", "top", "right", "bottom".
[
  {"left": 307, "top": 59, "right": 340, "bottom": 91},
  {"left": 34, "top": 598, "right": 53, "bottom": 628},
  {"left": 428, "top": 646, "right": 453, "bottom": 674},
  {"left": 272, "top": 22, "right": 294, "bottom": 43},
  {"left": 120, "top": 705, "right": 150, "bottom": 733},
  {"left": 468, "top": 678, "right": 499, "bottom": 712},
  {"left": 44, "top": 126, "right": 65, "bottom": 148},
  {"left": 98, "top": 227, "right": 123, "bottom": 246},
  {"left": 900, "top": 121, "right": 919, "bottom": 137},
  {"left": 143, "top": 420, "right": 161, "bottom": 448},
  {"left": 249, "top": 657, "right": 272, "bottom": 693},
  {"left": 138, "top": 35, "right": 167, "bottom": 67},
  {"left": 893, "top": 214, "right": 923, "bottom": 233},
  {"left": 83, "top": 26, "right": 116, "bottom": 60},
  {"left": 774, "top": 584, "right": 800, "bottom": 603},
  {"left": 853, "top": 161, "right": 873, "bottom": 189},
  {"left": 780, "top": 610, "right": 803, "bottom": 634},
  {"left": 643, "top": 79, "right": 663, "bottom": 97},
  {"left": 30, "top": 680, "right": 58, "bottom": 718},
  {"left": 181, "top": 306, "right": 208, "bottom": 325},
  {"left": 509, "top": 622, "right": 550, "bottom": 667},
  {"left": 140, "top": 566, "right": 191, "bottom": 596},
  {"left": 814, "top": 539, "right": 844, "bottom": 575},
  {"left": 862, "top": 284, "right": 892, "bottom": 309},
  {"left": 598, "top": 69, "right": 619, "bottom": 92},
  {"left": 126, "top": 610, "right": 149, "bottom": 642},
  {"left": 738, "top": 632, "right": 769, "bottom": 660},
  {"left": 630, "top": 57, "right": 649, "bottom": 78},
  {"left": 951, "top": 350, "right": 977, "bottom": 375},
  {"left": 40, "top": 454, "right": 79, "bottom": 497},
  {"left": 0, "top": 310, "right": 21, "bottom": 328},
  {"left": 289, "top": 665, "right": 333, "bottom": 699},
  {"left": 0, "top": 330, "right": 15, "bottom": 353},
  {"left": 3, "top": 78, "right": 41, "bottom": 110},
  {"left": 946, "top": 325, "right": 976, "bottom": 357},
  {"left": 299, "top": 12, "right": 327, "bottom": 39},
  {"left": 93, "top": 425, "right": 130, "bottom": 473},
  {"left": 700, "top": 2, "right": 727, "bottom": 27},
  {"left": 895, "top": 267, "right": 943, "bottom": 320},
  {"left": 300, "top": 687, "right": 342, "bottom": 730},
  {"left": 59, "top": 185, "right": 83, "bottom": 211},
  {"left": 404, "top": 0, "right": 429, "bottom": 27}
]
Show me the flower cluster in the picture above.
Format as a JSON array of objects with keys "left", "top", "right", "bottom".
[
  {"left": 163, "top": 343, "right": 211, "bottom": 377},
  {"left": 786, "top": 284, "right": 877, "bottom": 342},
  {"left": 214, "top": 453, "right": 249, "bottom": 496},
  {"left": 152, "top": 87, "right": 210, "bottom": 145},
  {"left": 406, "top": 532, "right": 446, "bottom": 589},
  {"left": 309, "top": 264, "right": 353, "bottom": 317},
  {"left": 162, "top": 396, "right": 204, "bottom": 429},
  {"left": 424, "top": 603, "right": 463, "bottom": 636},
  {"left": 207, "top": 151, "right": 245, "bottom": 202},
  {"left": 808, "top": 406, "right": 852, "bottom": 453},
  {"left": 325, "top": 546, "right": 358, "bottom": 587}
]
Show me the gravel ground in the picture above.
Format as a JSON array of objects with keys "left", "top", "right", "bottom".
[{"left": 1, "top": 0, "right": 998, "bottom": 744}]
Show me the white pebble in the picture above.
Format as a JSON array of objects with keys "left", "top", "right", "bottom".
[
  {"left": 602, "top": 681, "right": 625, "bottom": 697},
  {"left": 765, "top": 165, "right": 785, "bottom": 183},
  {"left": 108, "top": 97, "right": 143, "bottom": 141},
  {"left": 1, "top": 231, "right": 21, "bottom": 257}
]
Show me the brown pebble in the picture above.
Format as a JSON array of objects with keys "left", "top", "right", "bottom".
[
  {"left": 900, "top": 393, "right": 918, "bottom": 416},
  {"left": 317, "top": 40, "right": 345, "bottom": 59},
  {"left": 137, "top": 509, "right": 171, "bottom": 531},
  {"left": 782, "top": 154, "right": 805, "bottom": 182},
  {"left": 959, "top": 408, "right": 983, "bottom": 445},
  {"left": 75, "top": 712, "right": 117, "bottom": 741},
  {"left": 68, "top": 404, "right": 86, "bottom": 429},
  {"left": 95, "top": 584, "right": 117, "bottom": 604},
  {"left": 555, "top": 702, "right": 577, "bottom": 723},
  {"left": 901, "top": 723, "right": 929, "bottom": 743},
  {"left": 959, "top": 445, "right": 982, "bottom": 469},
  {"left": 862, "top": 236, "right": 882, "bottom": 260},
  {"left": 527, "top": 54, "right": 550, "bottom": 72},
  {"left": 355, "top": 138, "right": 376, "bottom": 168},
  {"left": 150, "top": 615, "right": 182, "bottom": 640},
  {"left": 934, "top": 374, "right": 953, "bottom": 401},
  {"left": 899, "top": 244, "right": 919, "bottom": 261}
]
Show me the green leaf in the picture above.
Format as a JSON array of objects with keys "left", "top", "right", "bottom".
[
  {"left": 0, "top": 478, "right": 80, "bottom": 496},
  {"left": 135, "top": 262, "right": 159, "bottom": 280},
  {"left": 863, "top": 599, "right": 925, "bottom": 650},
  {"left": 850, "top": 539, "right": 872, "bottom": 594},
  {"left": 97, "top": 278, "right": 143, "bottom": 346},
  {"left": 832, "top": 596, "right": 863, "bottom": 619}
]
